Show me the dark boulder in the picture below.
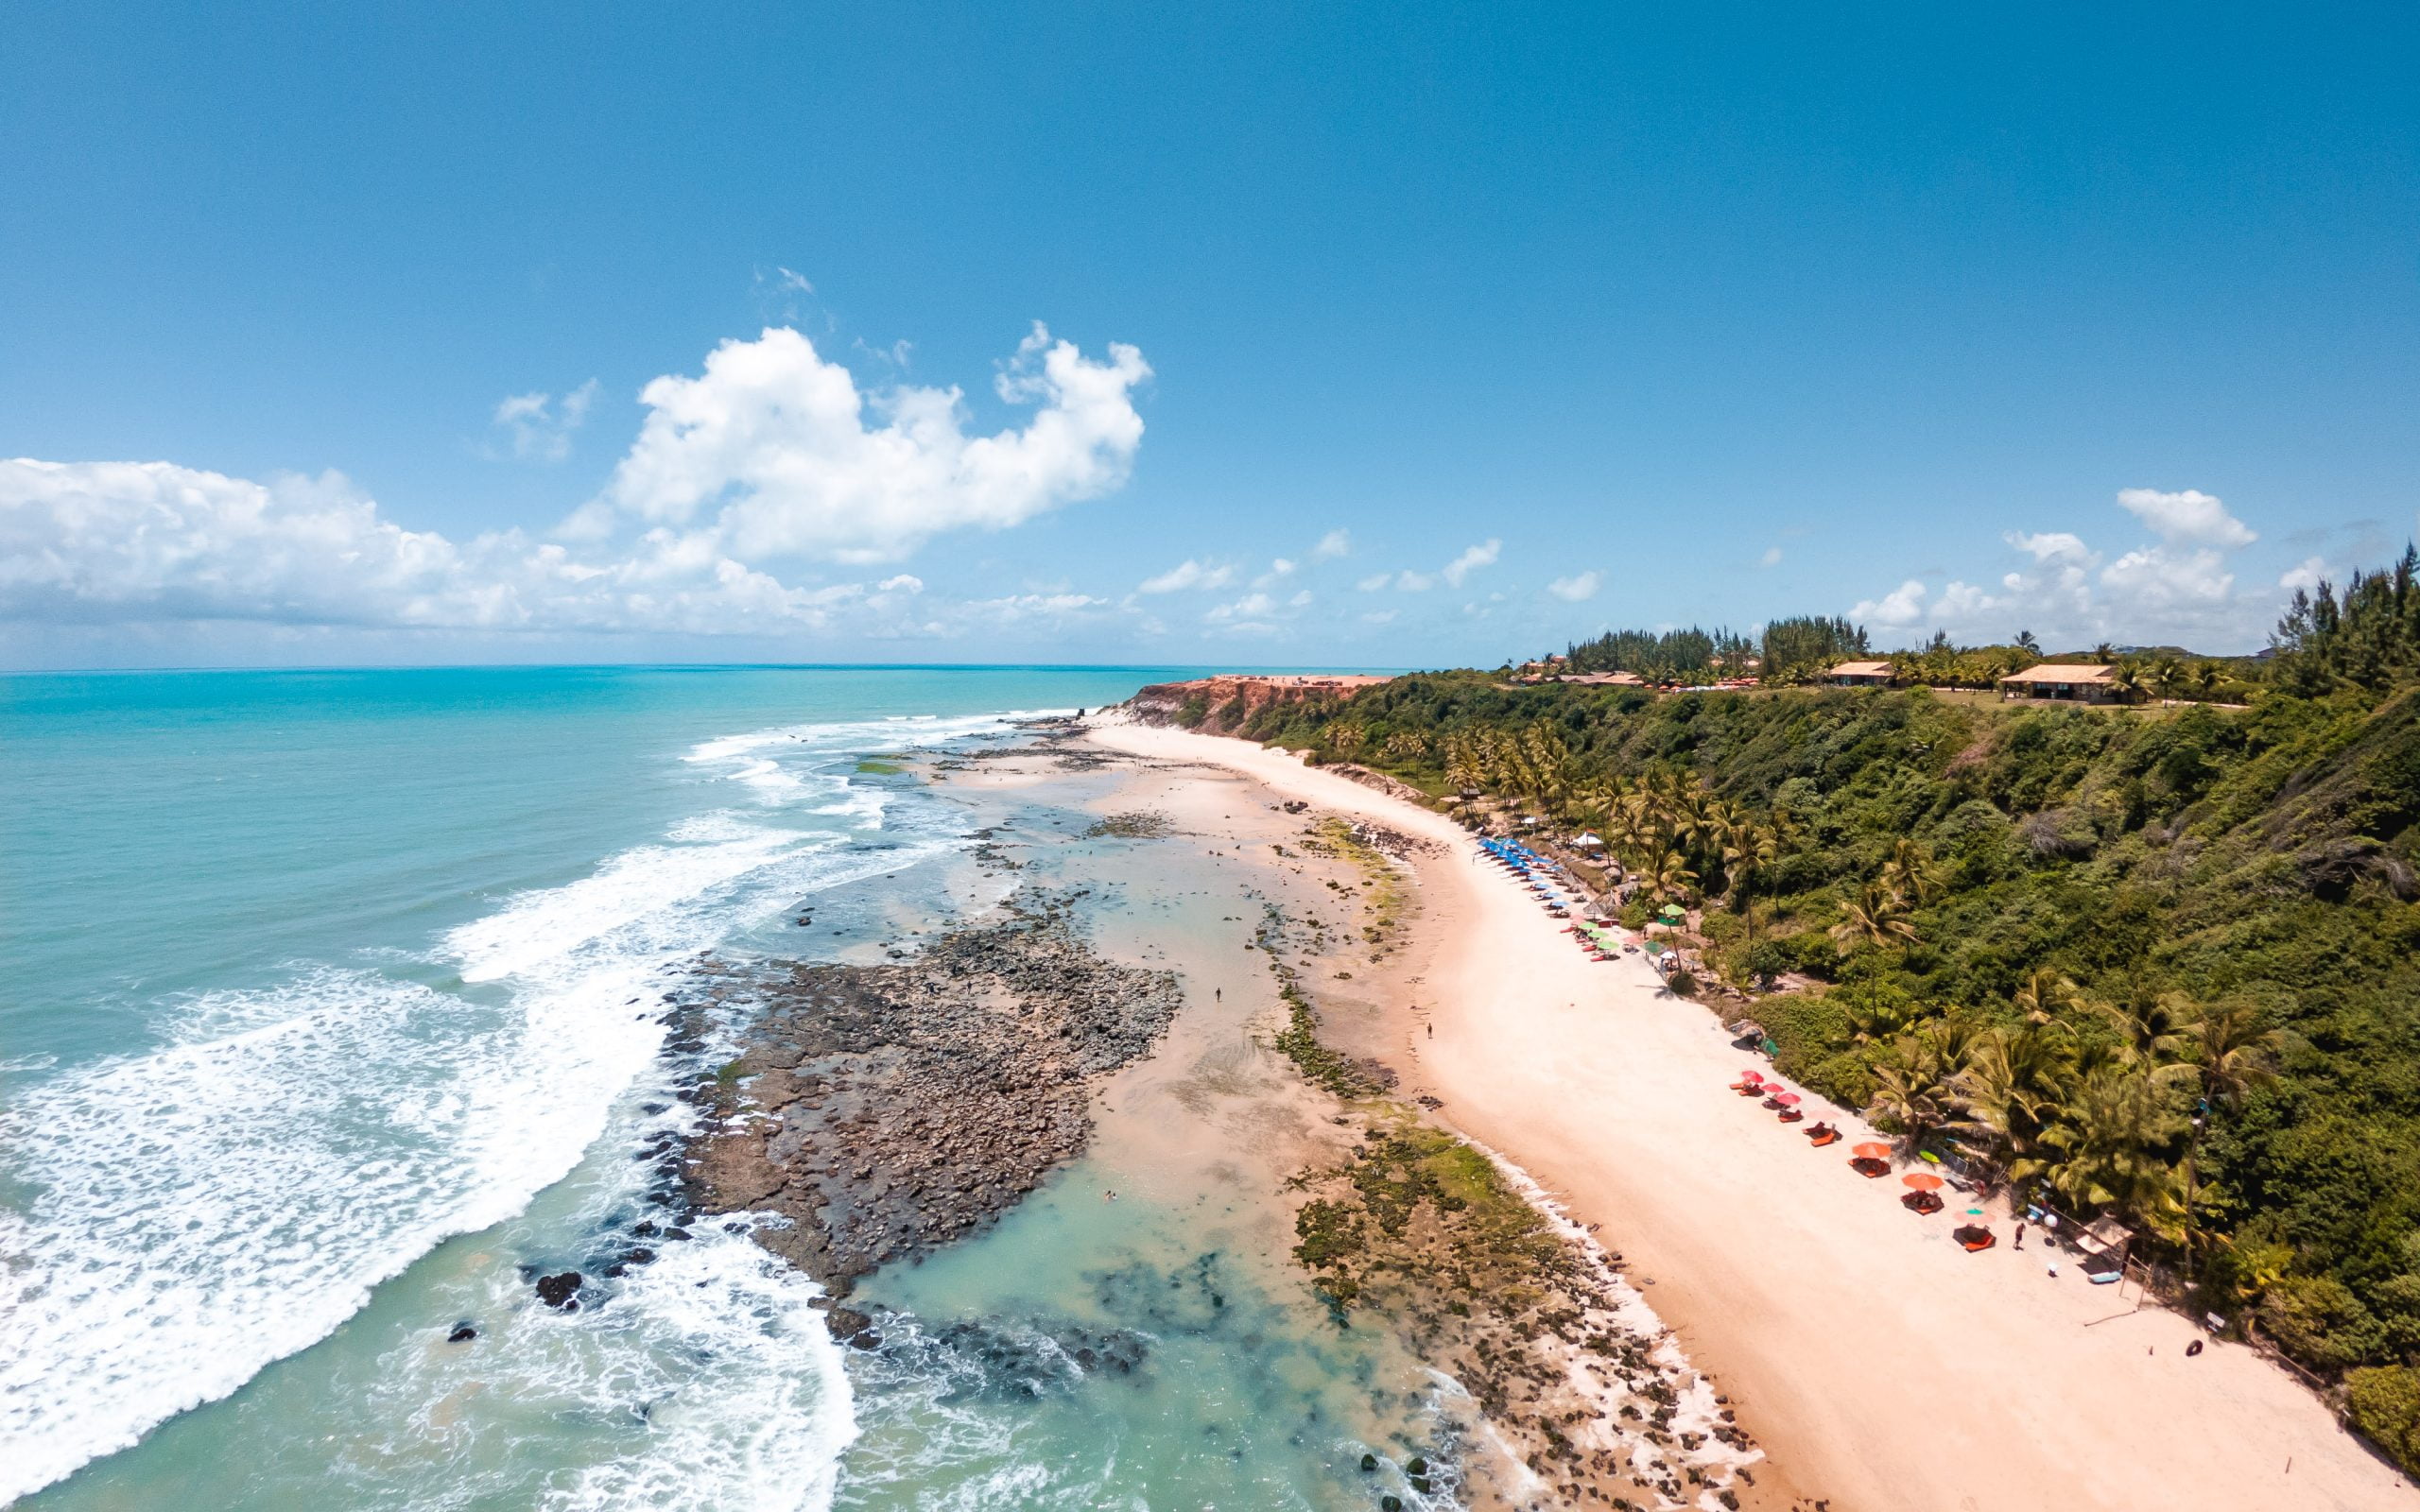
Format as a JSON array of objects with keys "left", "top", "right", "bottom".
[{"left": 534, "top": 1271, "right": 583, "bottom": 1310}]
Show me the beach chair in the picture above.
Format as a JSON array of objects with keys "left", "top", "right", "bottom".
[{"left": 1806, "top": 1127, "right": 1840, "bottom": 1147}]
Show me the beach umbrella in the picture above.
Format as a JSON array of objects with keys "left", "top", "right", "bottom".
[
  {"left": 1739, "top": 1069, "right": 1765, "bottom": 1083},
  {"left": 1851, "top": 1142, "right": 1892, "bottom": 1160},
  {"left": 1902, "top": 1173, "right": 1945, "bottom": 1192},
  {"left": 1772, "top": 1091, "right": 1801, "bottom": 1106}
]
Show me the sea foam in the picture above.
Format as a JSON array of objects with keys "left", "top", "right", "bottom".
[{"left": 0, "top": 711, "right": 1008, "bottom": 1503}]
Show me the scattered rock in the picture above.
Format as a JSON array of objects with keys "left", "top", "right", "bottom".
[
  {"left": 534, "top": 1271, "right": 582, "bottom": 1310},
  {"left": 445, "top": 1323, "right": 477, "bottom": 1344}
]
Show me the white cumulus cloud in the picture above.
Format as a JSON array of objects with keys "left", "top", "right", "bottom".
[
  {"left": 2117, "top": 488, "right": 2257, "bottom": 548},
  {"left": 1547, "top": 570, "right": 1600, "bottom": 602},
  {"left": 570, "top": 322, "right": 1150, "bottom": 564},
  {"left": 0, "top": 458, "right": 871, "bottom": 635},
  {"left": 1311, "top": 528, "right": 1351, "bottom": 559},
  {"left": 1852, "top": 577, "right": 1930, "bottom": 627},
  {"left": 1847, "top": 488, "right": 2279, "bottom": 649}
]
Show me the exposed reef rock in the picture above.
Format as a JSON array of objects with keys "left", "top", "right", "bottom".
[{"left": 682, "top": 894, "right": 1183, "bottom": 1292}]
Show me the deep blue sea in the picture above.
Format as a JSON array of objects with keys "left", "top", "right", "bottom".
[{"left": 0, "top": 665, "right": 1225, "bottom": 1507}]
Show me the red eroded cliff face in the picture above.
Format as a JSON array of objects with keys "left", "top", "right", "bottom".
[{"left": 1121, "top": 674, "right": 1388, "bottom": 735}]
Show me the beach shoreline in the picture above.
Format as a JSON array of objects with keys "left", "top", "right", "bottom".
[{"left": 1084, "top": 717, "right": 2413, "bottom": 1512}]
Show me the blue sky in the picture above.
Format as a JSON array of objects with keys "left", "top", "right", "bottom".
[{"left": 3, "top": 2, "right": 2413, "bottom": 668}]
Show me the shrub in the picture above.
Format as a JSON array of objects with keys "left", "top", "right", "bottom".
[{"left": 2348, "top": 1366, "right": 2420, "bottom": 1478}]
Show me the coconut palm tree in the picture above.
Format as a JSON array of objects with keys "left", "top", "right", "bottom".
[
  {"left": 1830, "top": 881, "right": 1917, "bottom": 952},
  {"left": 2177, "top": 1001, "right": 2283, "bottom": 1277},
  {"left": 2099, "top": 991, "right": 2191, "bottom": 1074},
  {"left": 1867, "top": 1040, "right": 1980, "bottom": 1159},
  {"left": 1879, "top": 837, "right": 1945, "bottom": 907},
  {"left": 2107, "top": 662, "right": 2147, "bottom": 703},
  {"left": 2152, "top": 656, "right": 2187, "bottom": 703},
  {"left": 1443, "top": 741, "right": 1484, "bottom": 799},
  {"left": 1723, "top": 820, "right": 1780, "bottom": 936},
  {"left": 2012, "top": 966, "right": 2084, "bottom": 1026},
  {"left": 1956, "top": 1024, "right": 2073, "bottom": 1188},
  {"left": 2093, "top": 642, "right": 2116, "bottom": 664},
  {"left": 1644, "top": 849, "right": 1698, "bottom": 904},
  {"left": 2015, "top": 629, "right": 2042, "bottom": 655},
  {"left": 2041, "top": 1068, "right": 2186, "bottom": 1239}
]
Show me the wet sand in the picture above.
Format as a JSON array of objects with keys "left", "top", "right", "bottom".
[{"left": 1086, "top": 719, "right": 2414, "bottom": 1512}]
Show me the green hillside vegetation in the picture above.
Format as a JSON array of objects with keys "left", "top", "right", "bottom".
[
  {"left": 1561, "top": 615, "right": 2261, "bottom": 701},
  {"left": 1179, "top": 550, "right": 2420, "bottom": 1463}
]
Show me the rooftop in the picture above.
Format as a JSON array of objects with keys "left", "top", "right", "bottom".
[{"left": 2000, "top": 663, "right": 2118, "bottom": 685}]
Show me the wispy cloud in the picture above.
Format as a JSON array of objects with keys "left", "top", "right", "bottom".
[
  {"left": 490, "top": 379, "right": 599, "bottom": 463},
  {"left": 1138, "top": 558, "right": 1234, "bottom": 593}
]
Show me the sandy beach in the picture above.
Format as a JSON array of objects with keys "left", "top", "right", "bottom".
[{"left": 1088, "top": 718, "right": 2413, "bottom": 1512}]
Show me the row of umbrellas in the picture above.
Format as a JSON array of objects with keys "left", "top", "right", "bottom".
[{"left": 1737, "top": 1069, "right": 1960, "bottom": 1209}]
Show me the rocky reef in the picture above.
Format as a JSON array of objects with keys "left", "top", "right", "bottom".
[{"left": 682, "top": 893, "right": 1183, "bottom": 1293}]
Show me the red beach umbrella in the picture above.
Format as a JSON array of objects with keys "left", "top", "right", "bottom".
[
  {"left": 1772, "top": 1092, "right": 1801, "bottom": 1106},
  {"left": 1901, "top": 1173, "right": 1945, "bottom": 1192},
  {"left": 1739, "top": 1069, "right": 1765, "bottom": 1083},
  {"left": 1851, "top": 1142, "right": 1892, "bottom": 1160}
]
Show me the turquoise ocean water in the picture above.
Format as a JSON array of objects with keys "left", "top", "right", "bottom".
[{"left": 0, "top": 666, "right": 1445, "bottom": 1511}]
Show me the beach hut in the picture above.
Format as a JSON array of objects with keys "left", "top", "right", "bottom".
[{"left": 1829, "top": 660, "right": 1896, "bottom": 687}]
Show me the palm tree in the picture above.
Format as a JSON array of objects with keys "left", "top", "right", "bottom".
[
  {"left": 2015, "top": 629, "right": 2042, "bottom": 655},
  {"left": 1956, "top": 1024, "right": 2074, "bottom": 1188},
  {"left": 1723, "top": 820, "right": 1780, "bottom": 936},
  {"left": 1830, "top": 881, "right": 1917, "bottom": 952},
  {"left": 2099, "top": 991, "right": 2190, "bottom": 1074},
  {"left": 2178, "top": 1001, "right": 2283, "bottom": 1278},
  {"left": 2107, "top": 662, "right": 2146, "bottom": 704},
  {"left": 1328, "top": 724, "right": 1366, "bottom": 760},
  {"left": 1878, "top": 838, "right": 1944, "bottom": 907},
  {"left": 2152, "top": 656, "right": 2186, "bottom": 704},
  {"left": 1868, "top": 1038, "right": 1980, "bottom": 1159},
  {"left": 2093, "top": 642, "right": 2116, "bottom": 664},
  {"left": 1443, "top": 742, "right": 1484, "bottom": 799},
  {"left": 2012, "top": 966, "right": 2084, "bottom": 1026},
  {"left": 2041, "top": 1068, "right": 2186, "bottom": 1239},
  {"left": 2191, "top": 661, "right": 2224, "bottom": 701},
  {"left": 1644, "top": 849, "right": 1698, "bottom": 904}
]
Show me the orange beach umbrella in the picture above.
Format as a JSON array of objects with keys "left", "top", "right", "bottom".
[
  {"left": 1902, "top": 1173, "right": 1945, "bottom": 1192},
  {"left": 1851, "top": 1142, "right": 1892, "bottom": 1160}
]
